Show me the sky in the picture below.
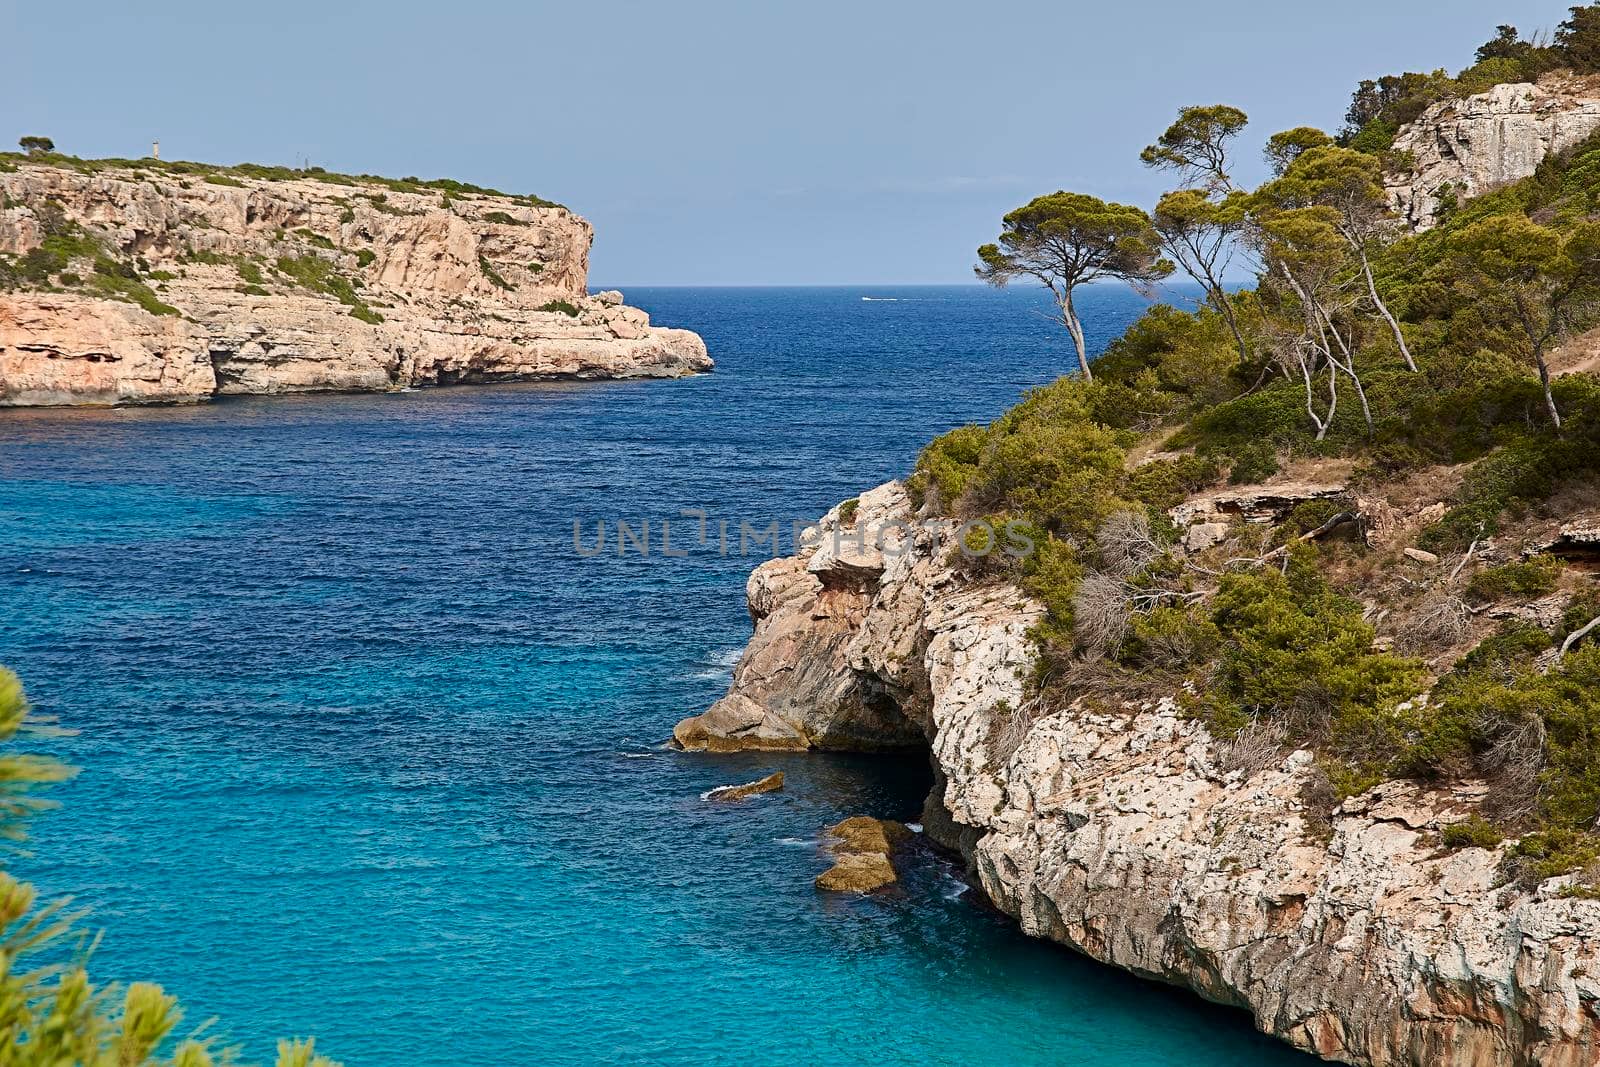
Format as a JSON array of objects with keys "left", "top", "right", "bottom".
[{"left": 2, "top": 0, "right": 1579, "bottom": 285}]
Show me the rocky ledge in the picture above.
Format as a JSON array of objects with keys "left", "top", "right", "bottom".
[
  {"left": 676, "top": 482, "right": 1600, "bottom": 1066},
  {"left": 0, "top": 161, "right": 708, "bottom": 405}
]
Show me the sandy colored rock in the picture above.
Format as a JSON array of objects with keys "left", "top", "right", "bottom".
[
  {"left": 703, "top": 771, "right": 784, "bottom": 801},
  {"left": 671, "top": 484, "right": 927, "bottom": 754},
  {"left": 0, "top": 162, "right": 709, "bottom": 405},
  {"left": 1404, "top": 547, "right": 1441, "bottom": 565},
  {"left": 814, "top": 816, "right": 910, "bottom": 893},
  {"left": 1183, "top": 521, "right": 1231, "bottom": 553},
  {"left": 1169, "top": 480, "right": 1348, "bottom": 527}
]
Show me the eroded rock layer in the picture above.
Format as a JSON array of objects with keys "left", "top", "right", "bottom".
[{"left": 0, "top": 162, "right": 709, "bottom": 405}]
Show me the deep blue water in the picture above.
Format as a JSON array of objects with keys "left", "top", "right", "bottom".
[{"left": 0, "top": 285, "right": 1307, "bottom": 1065}]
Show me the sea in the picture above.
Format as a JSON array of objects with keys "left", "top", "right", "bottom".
[{"left": 0, "top": 285, "right": 1308, "bottom": 1065}]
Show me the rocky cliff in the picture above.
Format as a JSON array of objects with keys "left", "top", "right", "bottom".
[
  {"left": 675, "top": 482, "right": 1600, "bottom": 1066},
  {"left": 1388, "top": 76, "right": 1600, "bottom": 231},
  {"left": 0, "top": 159, "right": 708, "bottom": 405}
]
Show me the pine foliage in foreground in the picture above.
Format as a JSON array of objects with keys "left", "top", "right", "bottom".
[{"left": 0, "top": 669, "right": 341, "bottom": 1067}]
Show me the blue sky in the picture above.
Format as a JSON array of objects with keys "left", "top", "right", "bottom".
[{"left": 3, "top": 0, "right": 1574, "bottom": 284}]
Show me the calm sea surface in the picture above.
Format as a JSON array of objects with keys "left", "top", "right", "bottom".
[{"left": 0, "top": 285, "right": 1307, "bottom": 1064}]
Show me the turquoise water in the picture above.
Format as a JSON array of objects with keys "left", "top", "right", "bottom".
[{"left": 0, "top": 286, "right": 1307, "bottom": 1065}]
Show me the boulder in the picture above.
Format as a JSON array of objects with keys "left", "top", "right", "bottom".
[
  {"left": 702, "top": 771, "right": 784, "bottom": 801},
  {"left": 814, "top": 817, "right": 911, "bottom": 893},
  {"left": 1184, "top": 522, "right": 1231, "bottom": 553}
]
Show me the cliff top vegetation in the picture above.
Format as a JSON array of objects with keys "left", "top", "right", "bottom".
[{"left": 934, "top": 2, "right": 1600, "bottom": 882}]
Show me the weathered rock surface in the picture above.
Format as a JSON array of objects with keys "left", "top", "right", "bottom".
[
  {"left": 702, "top": 771, "right": 784, "bottom": 801},
  {"left": 0, "top": 162, "right": 709, "bottom": 405},
  {"left": 1388, "top": 77, "right": 1600, "bottom": 232},
  {"left": 814, "top": 816, "right": 911, "bottom": 893},
  {"left": 672, "top": 483, "right": 927, "bottom": 753},
  {"left": 681, "top": 480, "right": 1600, "bottom": 1065},
  {"left": 1170, "top": 480, "right": 1348, "bottom": 527}
]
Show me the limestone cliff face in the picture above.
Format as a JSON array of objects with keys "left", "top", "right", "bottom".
[
  {"left": 677, "top": 482, "right": 1600, "bottom": 1067},
  {"left": 1388, "top": 77, "right": 1600, "bottom": 232},
  {"left": 0, "top": 162, "right": 709, "bottom": 405}
]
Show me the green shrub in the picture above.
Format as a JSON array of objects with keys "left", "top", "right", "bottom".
[
  {"left": 537, "top": 298, "right": 580, "bottom": 317},
  {"left": 1466, "top": 558, "right": 1562, "bottom": 603},
  {"left": 1441, "top": 815, "right": 1503, "bottom": 849},
  {"left": 354, "top": 249, "right": 376, "bottom": 269},
  {"left": 203, "top": 173, "right": 245, "bottom": 188},
  {"left": 1018, "top": 534, "right": 1086, "bottom": 646},
  {"left": 838, "top": 498, "right": 860, "bottom": 525},
  {"left": 1507, "top": 828, "right": 1600, "bottom": 885},
  {"left": 482, "top": 210, "right": 522, "bottom": 225},
  {"left": 1227, "top": 440, "right": 1280, "bottom": 485},
  {"left": 911, "top": 425, "right": 989, "bottom": 509},
  {"left": 480, "top": 256, "right": 515, "bottom": 291},
  {"left": 1127, "top": 454, "right": 1222, "bottom": 512},
  {"left": 275, "top": 254, "right": 379, "bottom": 322},
  {"left": 293, "top": 227, "right": 335, "bottom": 250},
  {"left": 1202, "top": 549, "right": 1426, "bottom": 768}
]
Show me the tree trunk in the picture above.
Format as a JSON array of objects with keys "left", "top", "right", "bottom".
[
  {"left": 1358, "top": 246, "right": 1417, "bottom": 372},
  {"left": 1534, "top": 340, "right": 1562, "bottom": 430},
  {"left": 1063, "top": 292, "right": 1092, "bottom": 381},
  {"left": 1318, "top": 306, "right": 1374, "bottom": 437},
  {"left": 1210, "top": 283, "right": 1250, "bottom": 369}
]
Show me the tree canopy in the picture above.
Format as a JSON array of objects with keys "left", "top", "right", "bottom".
[
  {"left": 1140, "top": 105, "right": 1249, "bottom": 193},
  {"left": 1264, "top": 127, "right": 1334, "bottom": 178},
  {"left": 976, "top": 192, "right": 1172, "bottom": 379},
  {"left": 1448, "top": 215, "right": 1600, "bottom": 427}
]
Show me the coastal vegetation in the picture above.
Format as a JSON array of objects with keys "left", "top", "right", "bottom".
[
  {"left": 0, "top": 143, "right": 562, "bottom": 210},
  {"left": 0, "top": 670, "right": 339, "bottom": 1066},
  {"left": 941, "top": 3, "right": 1600, "bottom": 879}
]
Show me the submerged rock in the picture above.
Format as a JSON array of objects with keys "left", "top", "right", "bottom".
[
  {"left": 702, "top": 771, "right": 784, "bottom": 801},
  {"left": 814, "top": 816, "right": 911, "bottom": 893}
]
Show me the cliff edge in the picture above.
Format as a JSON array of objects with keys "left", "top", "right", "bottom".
[
  {"left": 0, "top": 157, "right": 709, "bottom": 405},
  {"left": 676, "top": 482, "right": 1600, "bottom": 1066}
]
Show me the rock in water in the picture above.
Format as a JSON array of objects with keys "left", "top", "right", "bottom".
[
  {"left": 702, "top": 771, "right": 784, "bottom": 801},
  {"left": 814, "top": 816, "right": 910, "bottom": 893}
]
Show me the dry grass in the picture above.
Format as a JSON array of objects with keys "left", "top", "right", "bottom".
[
  {"left": 1394, "top": 592, "right": 1474, "bottom": 656},
  {"left": 1216, "top": 720, "right": 1288, "bottom": 779},
  {"left": 1096, "top": 510, "right": 1162, "bottom": 578},
  {"left": 1479, "top": 712, "right": 1547, "bottom": 823},
  {"left": 1073, "top": 574, "right": 1132, "bottom": 658}
]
